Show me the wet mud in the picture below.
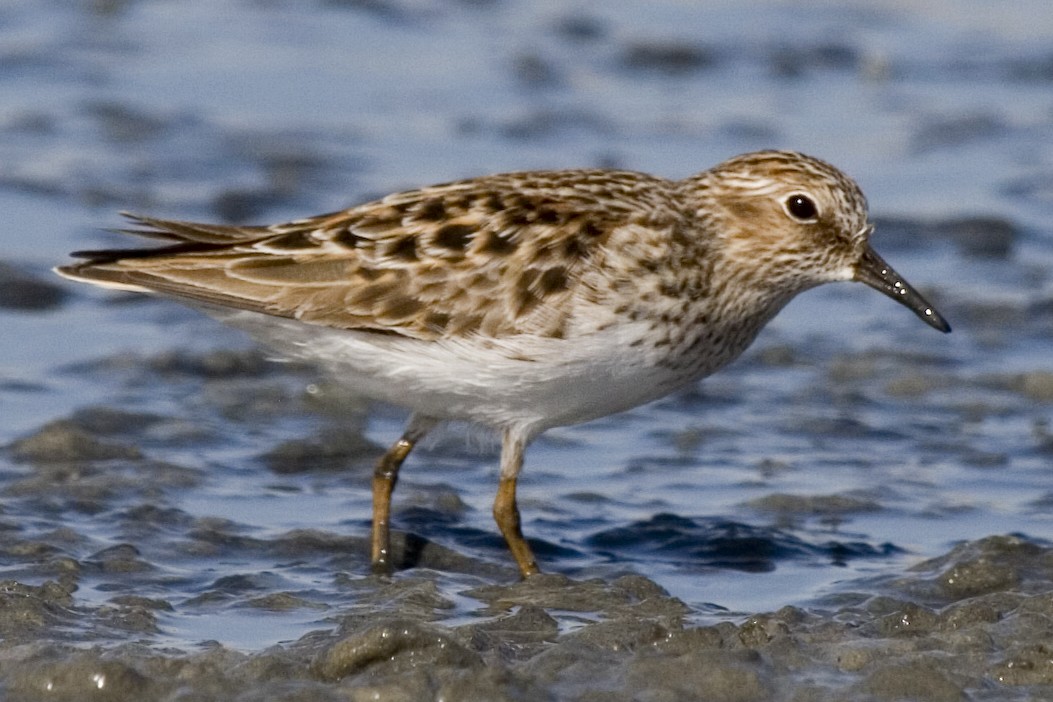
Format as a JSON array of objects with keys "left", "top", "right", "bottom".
[
  {"left": 3, "top": 1, "right": 1053, "bottom": 699},
  {"left": 1, "top": 527, "right": 1052, "bottom": 700}
]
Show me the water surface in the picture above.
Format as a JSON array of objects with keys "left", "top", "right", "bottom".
[{"left": 2, "top": 1, "right": 1053, "bottom": 699}]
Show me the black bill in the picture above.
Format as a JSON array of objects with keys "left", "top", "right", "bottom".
[{"left": 854, "top": 245, "right": 951, "bottom": 333}]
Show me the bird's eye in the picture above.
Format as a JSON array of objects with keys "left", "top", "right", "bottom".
[{"left": 784, "top": 194, "right": 818, "bottom": 221}]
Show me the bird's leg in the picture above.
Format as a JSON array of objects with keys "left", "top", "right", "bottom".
[
  {"left": 493, "top": 428, "right": 540, "bottom": 578},
  {"left": 371, "top": 414, "right": 437, "bottom": 574}
]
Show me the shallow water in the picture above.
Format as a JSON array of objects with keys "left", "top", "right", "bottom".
[{"left": 3, "top": 0, "right": 1053, "bottom": 699}]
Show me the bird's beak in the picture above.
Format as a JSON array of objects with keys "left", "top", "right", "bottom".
[{"left": 854, "top": 244, "right": 951, "bottom": 333}]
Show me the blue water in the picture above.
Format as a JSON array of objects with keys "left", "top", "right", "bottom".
[{"left": 2, "top": 0, "right": 1053, "bottom": 650}]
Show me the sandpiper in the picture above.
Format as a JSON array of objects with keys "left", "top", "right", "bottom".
[{"left": 57, "top": 150, "right": 950, "bottom": 577}]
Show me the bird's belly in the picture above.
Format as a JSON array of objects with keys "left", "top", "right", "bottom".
[{"left": 217, "top": 311, "right": 697, "bottom": 432}]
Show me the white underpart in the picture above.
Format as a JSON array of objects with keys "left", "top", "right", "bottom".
[{"left": 215, "top": 309, "right": 689, "bottom": 440}]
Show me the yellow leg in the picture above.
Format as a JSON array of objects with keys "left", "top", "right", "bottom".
[
  {"left": 371, "top": 415, "right": 435, "bottom": 574},
  {"left": 493, "top": 429, "right": 540, "bottom": 578}
]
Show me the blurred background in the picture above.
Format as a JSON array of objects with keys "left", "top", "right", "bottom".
[{"left": 1, "top": 0, "right": 1053, "bottom": 664}]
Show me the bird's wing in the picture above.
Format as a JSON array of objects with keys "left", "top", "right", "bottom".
[{"left": 57, "top": 170, "right": 677, "bottom": 341}]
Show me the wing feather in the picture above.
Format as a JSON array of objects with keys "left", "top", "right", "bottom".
[{"left": 57, "top": 169, "right": 681, "bottom": 340}]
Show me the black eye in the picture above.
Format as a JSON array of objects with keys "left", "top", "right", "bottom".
[{"left": 784, "top": 194, "right": 818, "bottom": 221}]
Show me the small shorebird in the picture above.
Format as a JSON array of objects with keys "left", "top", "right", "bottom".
[{"left": 57, "top": 151, "right": 950, "bottom": 577}]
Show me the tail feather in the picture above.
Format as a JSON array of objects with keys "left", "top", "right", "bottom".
[
  {"left": 115, "top": 212, "right": 273, "bottom": 244},
  {"left": 65, "top": 240, "right": 225, "bottom": 265},
  {"left": 56, "top": 213, "right": 266, "bottom": 290},
  {"left": 56, "top": 212, "right": 280, "bottom": 282}
]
